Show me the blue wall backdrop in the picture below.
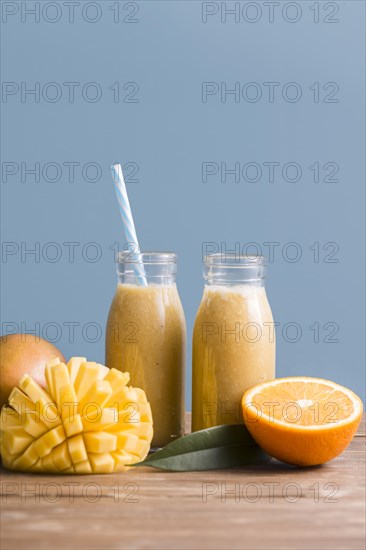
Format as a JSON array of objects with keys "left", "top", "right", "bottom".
[{"left": 1, "top": 1, "right": 365, "bottom": 406}]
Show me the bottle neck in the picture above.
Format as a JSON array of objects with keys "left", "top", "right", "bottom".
[
  {"left": 203, "top": 254, "right": 266, "bottom": 287},
  {"left": 116, "top": 251, "right": 177, "bottom": 286}
]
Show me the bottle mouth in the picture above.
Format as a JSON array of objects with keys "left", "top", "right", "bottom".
[
  {"left": 117, "top": 251, "right": 177, "bottom": 264},
  {"left": 204, "top": 253, "right": 266, "bottom": 267},
  {"left": 116, "top": 251, "right": 178, "bottom": 284},
  {"left": 203, "top": 254, "right": 266, "bottom": 285}
]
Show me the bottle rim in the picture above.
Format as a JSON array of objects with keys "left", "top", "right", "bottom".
[
  {"left": 204, "top": 253, "right": 266, "bottom": 267},
  {"left": 117, "top": 251, "right": 177, "bottom": 264}
]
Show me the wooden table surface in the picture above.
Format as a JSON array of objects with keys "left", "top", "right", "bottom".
[{"left": 1, "top": 414, "right": 365, "bottom": 550}]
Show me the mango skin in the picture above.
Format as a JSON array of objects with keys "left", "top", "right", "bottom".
[{"left": 0, "top": 334, "right": 65, "bottom": 409}]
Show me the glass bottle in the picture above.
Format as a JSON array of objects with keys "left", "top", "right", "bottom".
[
  {"left": 192, "top": 254, "right": 275, "bottom": 432},
  {"left": 106, "top": 251, "right": 186, "bottom": 448}
]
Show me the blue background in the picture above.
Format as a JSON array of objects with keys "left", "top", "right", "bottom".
[{"left": 1, "top": 1, "right": 365, "bottom": 406}]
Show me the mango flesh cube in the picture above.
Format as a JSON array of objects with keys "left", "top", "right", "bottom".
[
  {"left": 82, "top": 407, "right": 118, "bottom": 432},
  {"left": 51, "top": 363, "right": 71, "bottom": 405},
  {"left": 59, "top": 384, "right": 78, "bottom": 420},
  {"left": 105, "top": 386, "right": 138, "bottom": 408},
  {"left": 18, "top": 374, "right": 53, "bottom": 407},
  {"left": 138, "top": 403, "right": 153, "bottom": 421},
  {"left": 120, "top": 410, "right": 138, "bottom": 428},
  {"left": 84, "top": 431, "right": 117, "bottom": 453},
  {"left": 67, "top": 434, "right": 88, "bottom": 464},
  {"left": 122, "top": 388, "right": 139, "bottom": 402},
  {"left": 116, "top": 402, "right": 153, "bottom": 430},
  {"left": 89, "top": 452, "right": 115, "bottom": 473},
  {"left": 52, "top": 442, "right": 72, "bottom": 471},
  {"left": 24, "top": 415, "right": 49, "bottom": 439},
  {"left": 37, "top": 401, "right": 62, "bottom": 429},
  {"left": 8, "top": 387, "right": 36, "bottom": 416},
  {"left": 74, "top": 460, "right": 92, "bottom": 474},
  {"left": 44, "top": 358, "right": 61, "bottom": 398},
  {"left": 12, "top": 443, "right": 39, "bottom": 470},
  {"left": 134, "top": 388, "right": 148, "bottom": 403},
  {"left": 126, "top": 422, "right": 154, "bottom": 441},
  {"left": 41, "top": 453, "right": 56, "bottom": 472},
  {"left": 96, "top": 364, "right": 110, "bottom": 380},
  {"left": 74, "top": 362, "right": 100, "bottom": 401},
  {"left": 116, "top": 432, "right": 140, "bottom": 453},
  {"left": 117, "top": 433, "right": 150, "bottom": 460},
  {"left": 104, "top": 368, "right": 130, "bottom": 389},
  {"left": 3, "top": 427, "right": 33, "bottom": 455},
  {"left": 115, "top": 421, "right": 153, "bottom": 441},
  {"left": 0, "top": 358, "right": 153, "bottom": 474},
  {"left": 78, "top": 380, "right": 112, "bottom": 412},
  {"left": 63, "top": 414, "right": 83, "bottom": 438},
  {"left": 111, "top": 450, "right": 135, "bottom": 472},
  {"left": 67, "top": 357, "right": 86, "bottom": 385},
  {"left": 1, "top": 408, "right": 22, "bottom": 431},
  {"left": 10, "top": 384, "right": 61, "bottom": 429},
  {"left": 34, "top": 425, "right": 66, "bottom": 458},
  {"left": 117, "top": 407, "right": 140, "bottom": 426}
]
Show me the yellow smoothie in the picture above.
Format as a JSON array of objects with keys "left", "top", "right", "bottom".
[
  {"left": 192, "top": 284, "right": 275, "bottom": 431},
  {"left": 106, "top": 283, "right": 186, "bottom": 448}
]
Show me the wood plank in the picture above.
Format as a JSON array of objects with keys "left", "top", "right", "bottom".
[{"left": 1, "top": 415, "right": 365, "bottom": 550}]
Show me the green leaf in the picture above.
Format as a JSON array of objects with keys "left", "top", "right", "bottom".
[{"left": 133, "top": 424, "right": 271, "bottom": 471}]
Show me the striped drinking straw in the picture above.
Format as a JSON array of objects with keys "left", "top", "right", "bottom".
[{"left": 110, "top": 163, "right": 148, "bottom": 286}]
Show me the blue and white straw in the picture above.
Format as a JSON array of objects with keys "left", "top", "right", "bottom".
[{"left": 111, "top": 163, "right": 147, "bottom": 286}]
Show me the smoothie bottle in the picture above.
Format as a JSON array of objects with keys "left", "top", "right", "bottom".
[
  {"left": 106, "top": 252, "right": 186, "bottom": 448},
  {"left": 192, "top": 254, "right": 275, "bottom": 431}
]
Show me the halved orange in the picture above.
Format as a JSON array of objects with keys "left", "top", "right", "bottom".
[{"left": 242, "top": 377, "right": 363, "bottom": 467}]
